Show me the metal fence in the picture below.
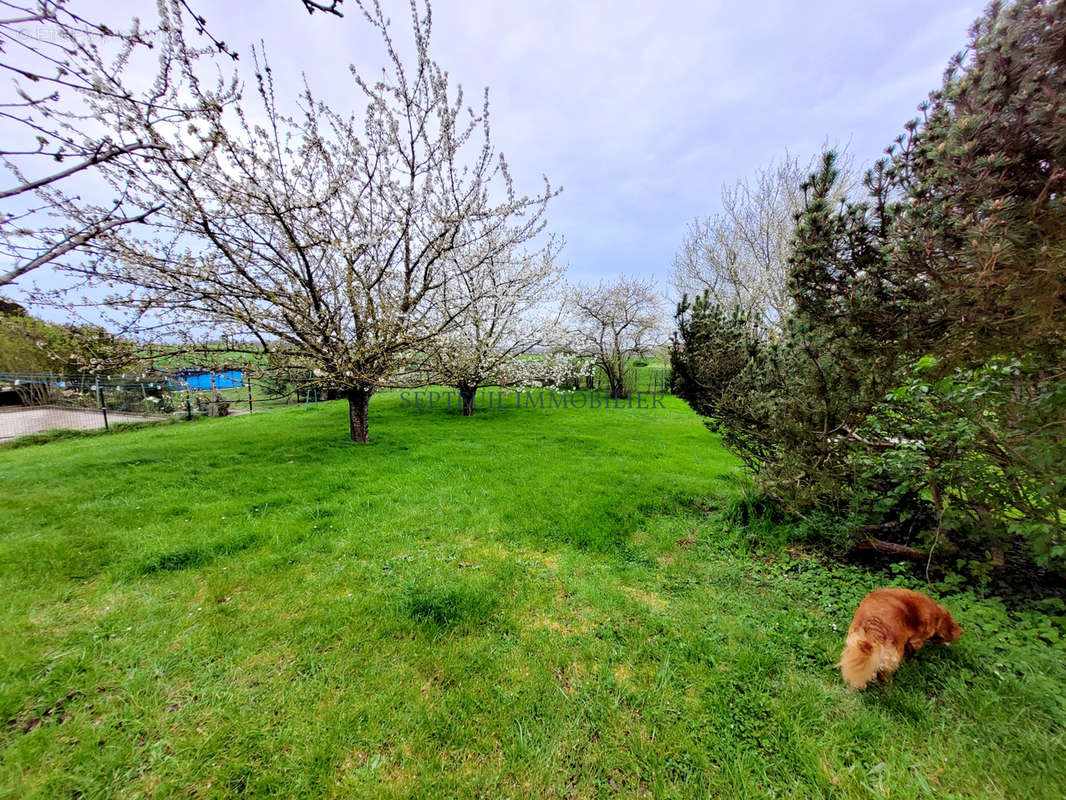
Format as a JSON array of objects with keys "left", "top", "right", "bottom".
[
  {"left": 582, "top": 364, "right": 673, "bottom": 396},
  {"left": 0, "top": 374, "right": 170, "bottom": 441},
  {"left": 0, "top": 371, "right": 270, "bottom": 442}
]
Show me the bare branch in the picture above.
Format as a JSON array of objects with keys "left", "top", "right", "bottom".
[
  {"left": 301, "top": 0, "right": 343, "bottom": 16},
  {"left": 0, "top": 203, "right": 162, "bottom": 286}
]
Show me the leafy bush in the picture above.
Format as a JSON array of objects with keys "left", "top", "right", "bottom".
[{"left": 859, "top": 357, "right": 1066, "bottom": 567}]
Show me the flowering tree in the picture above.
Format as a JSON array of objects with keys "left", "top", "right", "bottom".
[
  {"left": 425, "top": 235, "right": 576, "bottom": 415},
  {"left": 0, "top": 0, "right": 243, "bottom": 289},
  {"left": 569, "top": 275, "right": 663, "bottom": 399},
  {"left": 71, "top": 0, "right": 557, "bottom": 442},
  {"left": 672, "top": 151, "right": 854, "bottom": 333},
  {"left": 0, "top": 0, "right": 357, "bottom": 292}
]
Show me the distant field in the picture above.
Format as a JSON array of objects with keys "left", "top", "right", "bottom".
[{"left": 0, "top": 394, "right": 1063, "bottom": 798}]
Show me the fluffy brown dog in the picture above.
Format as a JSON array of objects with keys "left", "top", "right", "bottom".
[{"left": 837, "top": 588, "right": 962, "bottom": 689}]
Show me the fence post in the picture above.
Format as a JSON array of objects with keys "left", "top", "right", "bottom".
[
  {"left": 247, "top": 381, "right": 254, "bottom": 414},
  {"left": 185, "top": 390, "right": 192, "bottom": 421},
  {"left": 95, "top": 376, "right": 110, "bottom": 432}
]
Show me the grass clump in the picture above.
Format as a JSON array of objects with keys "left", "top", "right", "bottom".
[
  {"left": 139, "top": 531, "right": 260, "bottom": 575},
  {"left": 401, "top": 576, "right": 498, "bottom": 632}
]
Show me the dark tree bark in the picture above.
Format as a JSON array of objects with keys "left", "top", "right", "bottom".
[
  {"left": 458, "top": 383, "right": 478, "bottom": 416},
  {"left": 346, "top": 387, "right": 372, "bottom": 442},
  {"left": 604, "top": 361, "right": 627, "bottom": 399}
]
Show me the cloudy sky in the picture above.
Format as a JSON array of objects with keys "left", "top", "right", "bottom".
[{"left": 12, "top": 0, "right": 989, "bottom": 311}]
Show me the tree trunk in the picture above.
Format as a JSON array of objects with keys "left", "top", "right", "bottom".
[
  {"left": 605, "top": 364, "right": 626, "bottom": 399},
  {"left": 346, "top": 387, "right": 372, "bottom": 442},
  {"left": 459, "top": 384, "right": 477, "bottom": 417}
]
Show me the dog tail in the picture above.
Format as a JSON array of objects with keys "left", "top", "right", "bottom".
[{"left": 837, "top": 636, "right": 896, "bottom": 690}]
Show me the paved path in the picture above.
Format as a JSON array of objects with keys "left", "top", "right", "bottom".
[{"left": 0, "top": 406, "right": 160, "bottom": 440}]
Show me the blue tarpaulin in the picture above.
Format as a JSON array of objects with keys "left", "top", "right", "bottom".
[{"left": 176, "top": 370, "right": 244, "bottom": 390}]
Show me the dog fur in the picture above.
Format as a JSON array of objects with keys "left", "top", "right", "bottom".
[{"left": 837, "top": 588, "right": 962, "bottom": 689}]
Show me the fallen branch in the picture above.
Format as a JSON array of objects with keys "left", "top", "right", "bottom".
[{"left": 856, "top": 537, "right": 928, "bottom": 559}]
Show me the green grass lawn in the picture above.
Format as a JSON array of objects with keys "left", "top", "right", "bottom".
[{"left": 1, "top": 393, "right": 1063, "bottom": 798}]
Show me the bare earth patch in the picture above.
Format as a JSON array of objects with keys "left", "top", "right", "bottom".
[{"left": 622, "top": 585, "right": 668, "bottom": 612}]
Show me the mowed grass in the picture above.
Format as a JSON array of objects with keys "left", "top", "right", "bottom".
[{"left": 0, "top": 393, "right": 1064, "bottom": 799}]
